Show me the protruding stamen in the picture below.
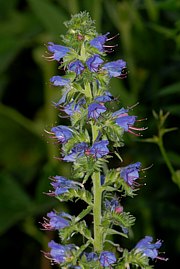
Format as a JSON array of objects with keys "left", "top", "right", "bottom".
[
  {"left": 129, "top": 126, "right": 148, "bottom": 131},
  {"left": 107, "top": 33, "right": 120, "bottom": 41}
]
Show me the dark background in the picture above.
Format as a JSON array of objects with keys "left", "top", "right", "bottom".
[{"left": 0, "top": 0, "right": 180, "bottom": 268}]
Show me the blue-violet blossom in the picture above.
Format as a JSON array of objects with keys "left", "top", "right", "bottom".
[
  {"left": 113, "top": 108, "right": 146, "bottom": 135},
  {"left": 50, "top": 76, "right": 70, "bottom": 86},
  {"left": 88, "top": 140, "right": 109, "bottom": 158},
  {"left": 90, "top": 32, "right": 110, "bottom": 52},
  {"left": 63, "top": 142, "right": 89, "bottom": 162},
  {"left": 105, "top": 198, "right": 123, "bottom": 214},
  {"left": 48, "top": 240, "right": 76, "bottom": 264},
  {"left": 88, "top": 103, "right": 106, "bottom": 119},
  {"left": 99, "top": 251, "right": 116, "bottom": 267},
  {"left": 86, "top": 54, "right": 104, "bottom": 72},
  {"left": 68, "top": 60, "right": 85, "bottom": 75},
  {"left": 120, "top": 162, "right": 141, "bottom": 187},
  {"left": 47, "top": 42, "right": 70, "bottom": 61},
  {"left": 51, "top": 125, "right": 73, "bottom": 143},
  {"left": 102, "top": 59, "right": 126, "bottom": 77},
  {"left": 135, "top": 236, "right": 162, "bottom": 260},
  {"left": 42, "top": 211, "right": 71, "bottom": 230},
  {"left": 49, "top": 176, "right": 79, "bottom": 196}
]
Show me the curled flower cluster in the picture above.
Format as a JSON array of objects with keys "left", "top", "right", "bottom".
[{"left": 43, "top": 12, "right": 166, "bottom": 268}]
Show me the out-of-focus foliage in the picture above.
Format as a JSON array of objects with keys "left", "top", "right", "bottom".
[{"left": 0, "top": 0, "right": 179, "bottom": 269}]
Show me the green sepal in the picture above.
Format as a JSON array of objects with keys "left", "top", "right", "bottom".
[
  {"left": 104, "top": 119, "right": 125, "bottom": 147},
  {"left": 59, "top": 219, "right": 93, "bottom": 242},
  {"left": 103, "top": 211, "right": 136, "bottom": 229},
  {"left": 116, "top": 249, "right": 152, "bottom": 269},
  {"left": 75, "top": 205, "right": 93, "bottom": 222},
  {"left": 63, "top": 129, "right": 90, "bottom": 154},
  {"left": 57, "top": 188, "right": 93, "bottom": 205},
  {"left": 73, "top": 156, "right": 109, "bottom": 179},
  {"left": 103, "top": 169, "right": 138, "bottom": 197},
  {"left": 104, "top": 228, "right": 128, "bottom": 238}
]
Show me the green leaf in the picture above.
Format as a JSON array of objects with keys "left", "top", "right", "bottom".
[
  {"left": 59, "top": 220, "right": 92, "bottom": 242},
  {"left": 0, "top": 107, "right": 45, "bottom": 183},
  {"left": 28, "top": 0, "right": 68, "bottom": 35},
  {"left": 57, "top": 188, "right": 93, "bottom": 205},
  {"left": 0, "top": 173, "right": 33, "bottom": 235},
  {"left": 157, "top": 82, "right": 180, "bottom": 96},
  {"left": 106, "top": 228, "right": 128, "bottom": 238}
]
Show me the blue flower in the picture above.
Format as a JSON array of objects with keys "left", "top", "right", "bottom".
[
  {"left": 113, "top": 108, "right": 146, "bottom": 135},
  {"left": 42, "top": 211, "right": 71, "bottom": 230},
  {"left": 88, "top": 103, "right": 106, "bottom": 119},
  {"left": 51, "top": 125, "right": 73, "bottom": 143},
  {"left": 63, "top": 142, "right": 89, "bottom": 162},
  {"left": 48, "top": 240, "right": 76, "bottom": 264},
  {"left": 63, "top": 98, "right": 85, "bottom": 116},
  {"left": 85, "top": 252, "right": 98, "bottom": 262},
  {"left": 68, "top": 60, "right": 85, "bottom": 75},
  {"left": 135, "top": 236, "right": 162, "bottom": 260},
  {"left": 90, "top": 32, "right": 110, "bottom": 52},
  {"left": 49, "top": 176, "right": 79, "bottom": 196},
  {"left": 105, "top": 198, "right": 123, "bottom": 213},
  {"left": 116, "top": 115, "right": 137, "bottom": 132},
  {"left": 86, "top": 54, "right": 104, "bottom": 72},
  {"left": 120, "top": 162, "right": 141, "bottom": 187},
  {"left": 94, "top": 91, "right": 113, "bottom": 103},
  {"left": 47, "top": 42, "right": 70, "bottom": 61},
  {"left": 50, "top": 76, "right": 70, "bottom": 86},
  {"left": 102, "top": 59, "right": 126, "bottom": 77},
  {"left": 89, "top": 140, "right": 109, "bottom": 158},
  {"left": 53, "top": 87, "right": 71, "bottom": 106},
  {"left": 99, "top": 251, "right": 116, "bottom": 267}
]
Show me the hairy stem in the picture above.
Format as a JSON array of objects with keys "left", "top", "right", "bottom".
[{"left": 91, "top": 123, "right": 103, "bottom": 252}]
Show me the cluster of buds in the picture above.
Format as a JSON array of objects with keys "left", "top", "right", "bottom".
[{"left": 42, "top": 12, "right": 167, "bottom": 268}]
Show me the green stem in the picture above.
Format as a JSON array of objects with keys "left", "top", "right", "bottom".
[
  {"left": 91, "top": 123, "right": 103, "bottom": 253},
  {"left": 158, "top": 135, "right": 175, "bottom": 176}
]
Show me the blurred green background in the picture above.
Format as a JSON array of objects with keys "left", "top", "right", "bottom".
[{"left": 0, "top": 0, "right": 180, "bottom": 268}]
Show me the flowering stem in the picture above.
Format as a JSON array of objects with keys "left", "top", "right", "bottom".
[
  {"left": 91, "top": 123, "right": 103, "bottom": 252},
  {"left": 158, "top": 135, "right": 176, "bottom": 181}
]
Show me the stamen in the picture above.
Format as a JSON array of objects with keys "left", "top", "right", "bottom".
[
  {"left": 128, "top": 129, "right": 142, "bottom": 136},
  {"left": 136, "top": 118, "right": 148, "bottom": 122},
  {"left": 127, "top": 102, "right": 140, "bottom": 110},
  {"left": 103, "top": 44, "right": 118, "bottom": 48},
  {"left": 107, "top": 33, "right": 120, "bottom": 41},
  {"left": 141, "top": 164, "right": 154, "bottom": 171},
  {"left": 129, "top": 126, "right": 148, "bottom": 131}
]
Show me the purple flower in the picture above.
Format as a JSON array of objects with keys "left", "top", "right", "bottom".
[
  {"left": 120, "top": 162, "right": 141, "bottom": 187},
  {"left": 94, "top": 91, "right": 113, "bottom": 103},
  {"left": 86, "top": 54, "right": 104, "bottom": 72},
  {"left": 47, "top": 240, "right": 75, "bottom": 264},
  {"left": 90, "top": 32, "right": 110, "bottom": 52},
  {"left": 47, "top": 42, "right": 70, "bottom": 61},
  {"left": 88, "top": 103, "right": 106, "bottom": 119},
  {"left": 53, "top": 87, "right": 71, "bottom": 106},
  {"left": 50, "top": 76, "right": 70, "bottom": 86},
  {"left": 68, "top": 60, "right": 85, "bottom": 75},
  {"left": 42, "top": 211, "right": 71, "bottom": 230},
  {"left": 63, "top": 142, "right": 89, "bottom": 162},
  {"left": 102, "top": 59, "right": 126, "bottom": 77},
  {"left": 49, "top": 176, "right": 79, "bottom": 196},
  {"left": 105, "top": 198, "right": 123, "bottom": 214},
  {"left": 135, "top": 236, "right": 162, "bottom": 260},
  {"left": 63, "top": 98, "right": 85, "bottom": 116},
  {"left": 89, "top": 140, "right": 109, "bottom": 158},
  {"left": 51, "top": 125, "right": 73, "bottom": 143},
  {"left": 99, "top": 251, "right": 116, "bottom": 267},
  {"left": 85, "top": 252, "right": 98, "bottom": 262},
  {"left": 113, "top": 108, "right": 146, "bottom": 135}
]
